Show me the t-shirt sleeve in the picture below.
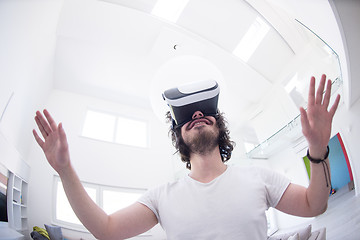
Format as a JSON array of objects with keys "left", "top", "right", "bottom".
[
  {"left": 257, "top": 167, "right": 291, "bottom": 208},
  {"left": 137, "top": 187, "right": 160, "bottom": 222}
]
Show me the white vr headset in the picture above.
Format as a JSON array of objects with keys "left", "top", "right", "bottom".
[{"left": 162, "top": 79, "right": 220, "bottom": 129}]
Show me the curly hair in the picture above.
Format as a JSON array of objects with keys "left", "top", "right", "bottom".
[{"left": 166, "top": 111, "right": 235, "bottom": 170}]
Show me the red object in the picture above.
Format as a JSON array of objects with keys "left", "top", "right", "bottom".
[{"left": 337, "top": 133, "right": 353, "bottom": 181}]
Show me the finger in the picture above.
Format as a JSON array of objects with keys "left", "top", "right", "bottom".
[
  {"left": 58, "top": 123, "right": 69, "bottom": 151},
  {"left": 36, "top": 111, "right": 53, "bottom": 136},
  {"left": 322, "top": 79, "right": 332, "bottom": 108},
  {"left": 315, "top": 74, "right": 326, "bottom": 105},
  {"left": 35, "top": 115, "right": 49, "bottom": 139},
  {"left": 32, "top": 129, "right": 44, "bottom": 148},
  {"left": 43, "top": 109, "right": 58, "bottom": 132},
  {"left": 300, "top": 107, "right": 311, "bottom": 137},
  {"left": 308, "top": 76, "right": 316, "bottom": 106},
  {"left": 329, "top": 94, "right": 341, "bottom": 117},
  {"left": 58, "top": 123, "right": 67, "bottom": 143}
]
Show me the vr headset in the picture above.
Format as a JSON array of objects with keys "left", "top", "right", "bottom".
[{"left": 162, "top": 79, "right": 220, "bottom": 129}]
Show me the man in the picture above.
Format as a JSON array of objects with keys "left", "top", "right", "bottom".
[{"left": 33, "top": 74, "right": 340, "bottom": 239}]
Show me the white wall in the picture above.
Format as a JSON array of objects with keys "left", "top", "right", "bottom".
[
  {"left": 0, "top": 0, "right": 63, "bottom": 158},
  {"left": 329, "top": 0, "right": 360, "bottom": 195},
  {"left": 0, "top": 0, "right": 65, "bottom": 237},
  {"left": 330, "top": 0, "right": 360, "bottom": 107},
  {"left": 332, "top": 97, "right": 360, "bottom": 195},
  {"left": 27, "top": 90, "right": 173, "bottom": 239}
]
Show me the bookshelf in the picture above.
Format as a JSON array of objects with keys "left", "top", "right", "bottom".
[
  {"left": 7, "top": 171, "right": 28, "bottom": 236},
  {"left": 0, "top": 129, "right": 30, "bottom": 238}
]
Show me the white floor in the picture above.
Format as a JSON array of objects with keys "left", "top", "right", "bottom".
[
  {"left": 310, "top": 184, "right": 360, "bottom": 240},
  {"left": 278, "top": 183, "right": 360, "bottom": 240}
]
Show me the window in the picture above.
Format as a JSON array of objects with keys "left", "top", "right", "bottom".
[
  {"left": 55, "top": 181, "right": 97, "bottom": 225},
  {"left": 82, "top": 111, "right": 116, "bottom": 142},
  {"left": 53, "top": 177, "right": 146, "bottom": 230},
  {"left": 102, "top": 188, "right": 143, "bottom": 215},
  {"left": 82, "top": 110, "right": 148, "bottom": 148},
  {"left": 115, "top": 116, "right": 147, "bottom": 148}
]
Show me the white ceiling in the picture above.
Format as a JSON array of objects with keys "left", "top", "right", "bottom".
[{"left": 53, "top": 0, "right": 340, "bottom": 142}]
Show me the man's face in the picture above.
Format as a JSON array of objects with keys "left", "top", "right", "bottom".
[{"left": 180, "top": 111, "right": 219, "bottom": 155}]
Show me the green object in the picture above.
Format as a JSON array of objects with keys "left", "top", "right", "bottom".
[
  {"left": 303, "top": 155, "right": 311, "bottom": 179},
  {"left": 33, "top": 226, "right": 50, "bottom": 240}
]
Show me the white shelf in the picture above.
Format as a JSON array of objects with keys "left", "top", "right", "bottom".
[{"left": 7, "top": 172, "right": 28, "bottom": 233}]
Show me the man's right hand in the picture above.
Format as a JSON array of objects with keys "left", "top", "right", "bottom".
[{"left": 33, "top": 109, "right": 71, "bottom": 174}]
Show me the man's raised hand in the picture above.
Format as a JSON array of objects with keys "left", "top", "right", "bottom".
[
  {"left": 33, "top": 109, "right": 71, "bottom": 174},
  {"left": 300, "top": 74, "right": 340, "bottom": 158}
]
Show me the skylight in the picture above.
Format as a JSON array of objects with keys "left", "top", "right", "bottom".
[
  {"left": 233, "top": 17, "right": 270, "bottom": 62},
  {"left": 151, "top": 0, "right": 190, "bottom": 23}
]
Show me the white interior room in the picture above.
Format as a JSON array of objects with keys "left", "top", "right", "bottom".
[{"left": 0, "top": 0, "right": 359, "bottom": 239}]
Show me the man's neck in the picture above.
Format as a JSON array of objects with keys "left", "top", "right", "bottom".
[{"left": 188, "top": 147, "right": 227, "bottom": 183}]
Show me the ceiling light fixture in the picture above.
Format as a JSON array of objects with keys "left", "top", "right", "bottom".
[
  {"left": 233, "top": 16, "right": 270, "bottom": 62},
  {"left": 151, "top": 0, "right": 190, "bottom": 23}
]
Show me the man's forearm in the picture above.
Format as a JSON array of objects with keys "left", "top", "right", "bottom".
[
  {"left": 59, "top": 164, "right": 110, "bottom": 238},
  {"left": 306, "top": 157, "right": 331, "bottom": 215}
]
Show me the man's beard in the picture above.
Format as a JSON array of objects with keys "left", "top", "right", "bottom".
[{"left": 184, "top": 126, "right": 219, "bottom": 155}]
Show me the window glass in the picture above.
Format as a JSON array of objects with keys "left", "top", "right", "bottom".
[
  {"left": 54, "top": 177, "right": 145, "bottom": 230},
  {"left": 115, "top": 117, "right": 148, "bottom": 148},
  {"left": 82, "top": 110, "right": 116, "bottom": 142},
  {"left": 55, "top": 181, "right": 97, "bottom": 225},
  {"left": 81, "top": 110, "right": 148, "bottom": 148},
  {"left": 102, "top": 189, "right": 143, "bottom": 215}
]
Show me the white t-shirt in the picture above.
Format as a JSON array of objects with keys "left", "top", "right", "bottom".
[{"left": 138, "top": 165, "right": 290, "bottom": 240}]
